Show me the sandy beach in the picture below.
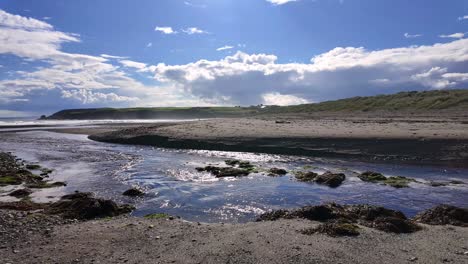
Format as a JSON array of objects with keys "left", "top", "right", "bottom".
[
  {"left": 88, "top": 117, "right": 468, "bottom": 167},
  {"left": 2, "top": 209, "right": 468, "bottom": 264}
]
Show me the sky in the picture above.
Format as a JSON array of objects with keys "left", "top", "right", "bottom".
[{"left": 0, "top": 0, "right": 467, "bottom": 117}]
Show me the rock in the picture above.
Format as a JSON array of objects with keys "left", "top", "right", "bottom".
[
  {"left": 358, "top": 171, "right": 415, "bottom": 188},
  {"left": 345, "top": 204, "right": 407, "bottom": 221},
  {"left": 258, "top": 203, "right": 422, "bottom": 234},
  {"left": 48, "top": 192, "right": 134, "bottom": 220},
  {"left": 371, "top": 217, "right": 421, "bottom": 233},
  {"left": 358, "top": 171, "right": 387, "bottom": 182},
  {"left": 196, "top": 166, "right": 251, "bottom": 177},
  {"left": 413, "top": 205, "right": 468, "bottom": 227},
  {"left": 295, "top": 171, "right": 318, "bottom": 182},
  {"left": 429, "top": 181, "right": 448, "bottom": 187},
  {"left": 8, "top": 188, "right": 33, "bottom": 198},
  {"left": 25, "top": 164, "right": 41, "bottom": 170},
  {"left": 302, "top": 223, "right": 360, "bottom": 237},
  {"left": 268, "top": 168, "right": 287, "bottom": 176},
  {"left": 383, "top": 176, "right": 416, "bottom": 188},
  {"left": 122, "top": 188, "right": 145, "bottom": 197},
  {"left": 449, "top": 180, "right": 464, "bottom": 185},
  {"left": 314, "top": 172, "right": 345, "bottom": 187}
]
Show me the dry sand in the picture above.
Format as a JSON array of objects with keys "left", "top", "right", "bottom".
[{"left": 2, "top": 211, "right": 467, "bottom": 264}]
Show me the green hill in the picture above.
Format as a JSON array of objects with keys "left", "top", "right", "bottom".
[{"left": 44, "top": 89, "right": 468, "bottom": 120}]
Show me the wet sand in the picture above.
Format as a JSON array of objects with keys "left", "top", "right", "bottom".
[{"left": 88, "top": 117, "right": 468, "bottom": 167}]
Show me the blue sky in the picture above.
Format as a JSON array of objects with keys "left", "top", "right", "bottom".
[{"left": 0, "top": 0, "right": 467, "bottom": 116}]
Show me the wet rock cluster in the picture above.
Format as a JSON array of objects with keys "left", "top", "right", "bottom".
[
  {"left": 258, "top": 203, "right": 427, "bottom": 236},
  {"left": 196, "top": 159, "right": 258, "bottom": 177},
  {"left": 358, "top": 171, "right": 416, "bottom": 188},
  {"left": 0, "top": 152, "right": 65, "bottom": 192},
  {"left": 413, "top": 205, "right": 468, "bottom": 227},
  {"left": 295, "top": 171, "right": 346, "bottom": 187},
  {"left": 47, "top": 192, "right": 134, "bottom": 220}
]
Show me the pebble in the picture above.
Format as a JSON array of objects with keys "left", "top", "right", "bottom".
[{"left": 409, "top": 257, "right": 418, "bottom": 262}]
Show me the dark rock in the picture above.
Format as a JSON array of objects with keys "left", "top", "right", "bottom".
[
  {"left": 429, "top": 181, "right": 448, "bottom": 187},
  {"left": 123, "top": 187, "right": 145, "bottom": 197},
  {"left": 314, "top": 172, "right": 345, "bottom": 187},
  {"left": 258, "top": 203, "right": 421, "bottom": 234},
  {"left": 371, "top": 217, "right": 421, "bottom": 233},
  {"left": 413, "top": 205, "right": 468, "bottom": 227},
  {"left": 345, "top": 204, "right": 407, "bottom": 221},
  {"left": 268, "top": 168, "right": 287, "bottom": 176},
  {"left": 9, "top": 188, "right": 33, "bottom": 198},
  {"left": 449, "top": 180, "right": 464, "bottom": 185},
  {"left": 302, "top": 223, "right": 360, "bottom": 237},
  {"left": 383, "top": 176, "right": 416, "bottom": 188},
  {"left": 295, "top": 171, "right": 318, "bottom": 182},
  {"left": 48, "top": 192, "right": 134, "bottom": 220},
  {"left": 358, "top": 171, "right": 387, "bottom": 182},
  {"left": 358, "top": 171, "right": 415, "bottom": 188},
  {"left": 25, "top": 164, "right": 41, "bottom": 170},
  {"left": 196, "top": 166, "right": 251, "bottom": 177}
]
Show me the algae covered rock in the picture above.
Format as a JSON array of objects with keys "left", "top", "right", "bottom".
[
  {"left": 48, "top": 192, "right": 134, "bottom": 220},
  {"left": 358, "top": 171, "right": 416, "bottom": 188},
  {"left": 268, "top": 168, "right": 288, "bottom": 176},
  {"left": 413, "top": 205, "right": 468, "bottom": 227},
  {"left": 294, "top": 171, "right": 318, "bottom": 182},
  {"left": 358, "top": 171, "right": 387, "bottom": 182},
  {"left": 302, "top": 223, "right": 360, "bottom": 237},
  {"left": 314, "top": 172, "right": 345, "bottom": 188}
]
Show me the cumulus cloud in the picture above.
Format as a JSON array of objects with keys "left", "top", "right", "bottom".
[
  {"left": 61, "top": 89, "right": 139, "bottom": 104},
  {"left": 439, "top": 32, "right": 465, "bottom": 39},
  {"left": 151, "top": 39, "right": 468, "bottom": 104},
  {"left": 404, "top": 33, "right": 422, "bottom": 38},
  {"left": 155, "top": 26, "right": 177, "bottom": 34},
  {"left": 262, "top": 92, "right": 309, "bottom": 105},
  {"left": 217, "top": 45, "right": 234, "bottom": 51},
  {"left": 0, "top": 9, "right": 184, "bottom": 111}
]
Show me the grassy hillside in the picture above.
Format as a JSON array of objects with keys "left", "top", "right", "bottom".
[
  {"left": 44, "top": 89, "right": 468, "bottom": 119},
  {"left": 266, "top": 89, "right": 468, "bottom": 114},
  {"left": 45, "top": 106, "right": 263, "bottom": 120}
]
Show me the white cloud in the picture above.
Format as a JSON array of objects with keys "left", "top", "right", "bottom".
[
  {"left": 182, "top": 27, "right": 208, "bottom": 35},
  {"left": 404, "top": 33, "right": 422, "bottom": 38},
  {"left": 439, "top": 32, "right": 465, "bottom": 39},
  {"left": 216, "top": 45, "right": 234, "bottom": 51},
  {"left": 0, "top": 10, "right": 188, "bottom": 108},
  {"left": 0, "top": 9, "right": 52, "bottom": 30},
  {"left": 61, "top": 89, "right": 139, "bottom": 104},
  {"left": 152, "top": 39, "right": 468, "bottom": 104},
  {"left": 184, "top": 1, "right": 207, "bottom": 8},
  {"left": 262, "top": 92, "right": 309, "bottom": 105},
  {"left": 155, "top": 26, "right": 177, "bottom": 34},
  {"left": 266, "top": 0, "right": 298, "bottom": 5},
  {"left": 458, "top": 15, "right": 468, "bottom": 21},
  {"left": 100, "top": 54, "right": 128, "bottom": 59},
  {"left": 119, "top": 60, "right": 148, "bottom": 70}
]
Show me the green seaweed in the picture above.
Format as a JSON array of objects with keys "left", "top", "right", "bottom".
[{"left": 144, "top": 213, "right": 171, "bottom": 219}]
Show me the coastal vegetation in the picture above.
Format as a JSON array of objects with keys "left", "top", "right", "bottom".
[{"left": 43, "top": 89, "right": 468, "bottom": 120}]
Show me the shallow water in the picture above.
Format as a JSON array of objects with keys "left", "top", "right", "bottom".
[{"left": 1, "top": 130, "right": 467, "bottom": 223}]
